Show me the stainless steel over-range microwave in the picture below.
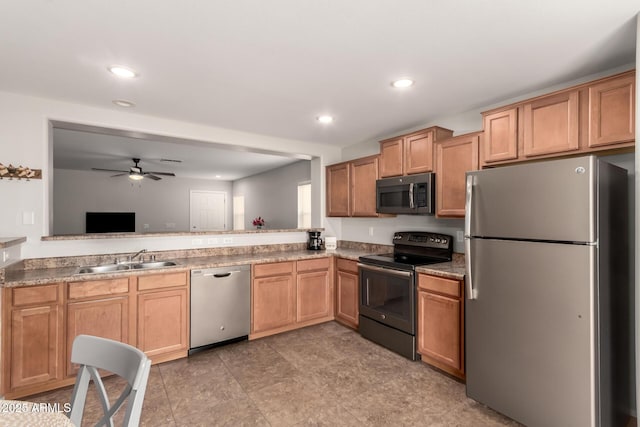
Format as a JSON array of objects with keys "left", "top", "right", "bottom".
[{"left": 376, "top": 172, "right": 435, "bottom": 215}]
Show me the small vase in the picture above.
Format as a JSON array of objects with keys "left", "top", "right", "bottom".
[{"left": 256, "top": 225, "right": 263, "bottom": 229}]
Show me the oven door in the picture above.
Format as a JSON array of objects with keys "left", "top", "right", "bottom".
[{"left": 359, "top": 264, "right": 415, "bottom": 334}]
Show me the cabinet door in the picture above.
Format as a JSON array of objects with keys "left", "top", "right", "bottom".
[
  {"left": 404, "top": 130, "right": 434, "bottom": 174},
  {"left": 297, "top": 269, "right": 332, "bottom": 323},
  {"left": 350, "top": 155, "right": 379, "bottom": 217},
  {"left": 66, "top": 297, "right": 129, "bottom": 375},
  {"left": 435, "top": 134, "right": 479, "bottom": 218},
  {"left": 483, "top": 108, "right": 518, "bottom": 163},
  {"left": 252, "top": 274, "right": 296, "bottom": 333},
  {"left": 10, "top": 304, "right": 62, "bottom": 389},
  {"left": 417, "top": 290, "right": 462, "bottom": 372},
  {"left": 137, "top": 289, "right": 188, "bottom": 358},
  {"left": 588, "top": 73, "right": 635, "bottom": 148},
  {"left": 523, "top": 91, "right": 579, "bottom": 157},
  {"left": 379, "top": 137, "right": 404, "bottom": 177},
  {"left": 335, "top": 269, "right": 359, "bottom": 329},
  {"left": 326, "top": 162, "right": 350, "bottom": 217}
]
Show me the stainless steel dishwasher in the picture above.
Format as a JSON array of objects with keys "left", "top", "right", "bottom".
[{"left": 189, "top": 264, "right": 250, "bottom": 354}]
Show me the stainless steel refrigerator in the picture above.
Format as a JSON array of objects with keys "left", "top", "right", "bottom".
[{"left": 464, "top": 155, "right": 630, "bottom": 427}]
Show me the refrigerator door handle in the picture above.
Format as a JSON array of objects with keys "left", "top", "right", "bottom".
[{"left": 465, "top": 175, "right": 477, "bottom": 300}]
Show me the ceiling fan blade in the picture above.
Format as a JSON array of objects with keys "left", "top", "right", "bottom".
[
  {"left": 160, "top": 158, "right": 182, "bottom": 163},
  {"left": 110, "top": 173, "right": 128, "bottom": 177},
  {"left": 145, "top": 174, "right": 162, "bottom": 181},
  {"left": 92, "top": 167, "right": 128, "bottom": 173},
  {"left": 146, "top": 171, "right": 175, "bottom": 176}
]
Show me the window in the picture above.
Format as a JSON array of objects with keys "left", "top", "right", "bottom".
[
  {"left": 233, "top": 196, "right": 245, "bottom": 230},
  {"left": 297, "top": 182, "right": 311, "bottom": 228}
]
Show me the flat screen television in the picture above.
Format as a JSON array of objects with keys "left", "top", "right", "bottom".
[{"left": 86, "top": 212, "right": 135, "bottom": 233}]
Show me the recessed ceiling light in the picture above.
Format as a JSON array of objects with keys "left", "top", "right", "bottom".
[
  {"left": 317, "top": 115, "right": 334, "bottom": 124},
  {"left": 112, "top": 99, "right": 135, "bottom": 108},
  {"left": 215, "top": 175, "right": 221, "bottom": 178},
  {"left": 108, "top": 65, "right": 138, "bottom": 79},
  {"left": 391, "top": 78, "right": 414, "bottom": 88}
]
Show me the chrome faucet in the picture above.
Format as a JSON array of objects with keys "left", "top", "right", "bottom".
[{"left": 128, "top": 249, "right": 147, "bottom": 263}]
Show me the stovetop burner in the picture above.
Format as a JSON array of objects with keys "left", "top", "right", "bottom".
[{"left": 359, "top": 231, "right": 453, "bottom": 271}]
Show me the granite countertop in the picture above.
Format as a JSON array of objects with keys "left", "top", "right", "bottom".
[
  {"left": 2, "top": 248, "right": 465, "bottom": 288},
  {"left": 0, "top": 237, "right": 27, "bottom": 249},
  {"left": 415, "top": 253, "right": 466, "bottom": 280}
]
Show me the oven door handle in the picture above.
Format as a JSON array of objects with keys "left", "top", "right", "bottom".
[{"left": 357, "top": 263, "right": 413, "bottom": 277}]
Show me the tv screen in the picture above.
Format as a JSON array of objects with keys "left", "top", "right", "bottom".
[{"left": 86, "top": 212, "right": 135, "bottom": 233}]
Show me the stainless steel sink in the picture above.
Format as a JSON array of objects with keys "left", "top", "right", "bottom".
[
  {"left": 131, "top": 261, "right": 177, "bottom": 269},
  {"left": 76, "top": 260, "right": 178, "bottom": 275}
]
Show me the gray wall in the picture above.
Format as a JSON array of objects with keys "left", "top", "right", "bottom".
[
  {"left": 53, "top": 169, "right": 233, "bottom": 234},
  {"left": 233, "top": 160, "right": 311, "bottom": 229}
]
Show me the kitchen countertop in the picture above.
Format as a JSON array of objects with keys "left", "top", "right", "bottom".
[
  {"left": 2, "top": 248, "right": 465, "bottom": 288},
  {"left": 0, "top": 237, "right": 27, "bottom": 249}
]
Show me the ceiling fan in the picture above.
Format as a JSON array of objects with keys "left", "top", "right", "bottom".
[{"left": 91, "top": 158, "right": 176, "bottom": 181}]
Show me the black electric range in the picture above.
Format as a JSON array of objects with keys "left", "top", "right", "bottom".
[
  {"left": 358, "top": 231, "right": 454, "bottom": 360},
  {"left": 359, "top": 231, "right": 453, "bottom": 270}
]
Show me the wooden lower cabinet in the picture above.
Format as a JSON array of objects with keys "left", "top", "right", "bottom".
[
  {"left": 136, "top": 271, "right": 189, "bottom": 363},
  {"left": 2, "top": 284, "right": 64, "bottom": 398},
  {"left": 417, "top": 274, "right": 465, "bottom": 380},
  {"left": 251, "top": 262, "right": 296, "bottom": 337},
  {"left": 334, "top": 258, "right": 359, "bottom": 329},
  {"left": 1, "top": 270, "right": 190, "bottom": 398},
  {"left": 296, "top": 258, "right": 333, "bottom": 323},
  {"left": 251, "top": 258, "right": 333, "bottom": 339},
  {"left": 137, "top": 288, "right": 188, "bottom": 361},
  {"left": 66, "top": 296, "right": 130, "bottom": 376}
]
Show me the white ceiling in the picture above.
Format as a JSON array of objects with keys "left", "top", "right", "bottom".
[{"left": 1, "top": 1, "right": 638, "bottom": 170}]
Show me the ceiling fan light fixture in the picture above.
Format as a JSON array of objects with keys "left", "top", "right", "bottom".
[
  {"left": 108, "top": 65, "right": 138, "bottom": 79},
  {"left": 129, "top": 173, "right": 144, "bottom": 181}
]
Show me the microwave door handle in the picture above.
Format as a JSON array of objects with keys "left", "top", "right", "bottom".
[{"left": 409, "top": 182, "right": 414, "bottom": 209}]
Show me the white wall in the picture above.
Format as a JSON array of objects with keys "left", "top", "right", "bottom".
[
  {"left": 0, "top": 91, "right": 342, "bottom": 258},
  {"left": 53, "top": 169, "right": 233, "bottom": 234},
  {"left": 232, "top": 160, "right": 310, "bottom": 230}
]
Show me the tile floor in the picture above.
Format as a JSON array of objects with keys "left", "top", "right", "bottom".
[{"left": 28, "top": 321, "right": 520, "bottom": 426}]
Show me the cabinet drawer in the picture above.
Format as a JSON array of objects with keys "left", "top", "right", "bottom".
[
  {"left": 253, "top": 261, "right": 294, "bottom": 278},
  {"left": 336, "top": 258, "right": 358, "bottom": 274},
  {"left": 12, "top": 284, "right": 60, "bottom": 307},
  {"left": 137, "top": 271, "right": 188, "bottom": 291},
  {"left": 418, "top": 274, "right": 461, "bottom": 298},
  {"left": 297, "top": 257, "right": 330, "bottom": 272},
  {"left": 68, "top": 278, "right": 130, "bottom": 300}
]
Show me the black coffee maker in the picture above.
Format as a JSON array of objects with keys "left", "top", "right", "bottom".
[{"left": 308, "top": 231, "right": 323, "bottom": 250}]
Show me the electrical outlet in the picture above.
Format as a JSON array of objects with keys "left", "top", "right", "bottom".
[
  {"left": 368, "top": 227, "right": 374, "bottom": 236},
  {"left": 165, "top": 222, "right": 176, "bottom": 229},
  {"left": 457, "top": 230, "right": 464, "bottom": 242},
  {"left": 192, "top": 238, "right": 203, "bottom": 245},
  {"left": 223, "top": 237, "right": 233, "bottom": 244},
  {"left": 2, "top": 251, "right": 9, "bottom": 262},
  {"left": 207, "top": 238, "right": 219, "bottom": 245},
  {"left": 143, "top": 224, "right": 149, "bottom": 229}
]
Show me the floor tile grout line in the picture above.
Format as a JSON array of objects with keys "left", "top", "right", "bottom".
[{"left": 156, "top": 364, "right": 178, "bottom": 426}]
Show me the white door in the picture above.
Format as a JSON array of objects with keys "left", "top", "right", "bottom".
[{"left": 189, "top": 191, "right": 226, "bottom": 231}]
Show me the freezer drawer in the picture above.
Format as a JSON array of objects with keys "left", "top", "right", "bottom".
[{"left": 465, "top": 238, "right": 597, "bottom": 427}]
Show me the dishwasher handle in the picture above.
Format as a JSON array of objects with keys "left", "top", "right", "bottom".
[{"left": 202, "top": 271, "right": 242, "bottom": 277}]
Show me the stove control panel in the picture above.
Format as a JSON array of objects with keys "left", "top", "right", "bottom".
[{"left": 392, "top": 232, "right": 453, "bottom": 250}]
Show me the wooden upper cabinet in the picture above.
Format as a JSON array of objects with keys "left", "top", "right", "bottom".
[
  {"left": 326, "top": 155, "right": 380, "bottom": 218},
  {"left": 379, "top": 136, "right": 404, "bottom": 177},
  {"left": 523, "top": 90, "right": 579, "bottom": 157},
  {"left": 435, "top": 132, "right": 480, "bottom": 218},
  {"left": 350, "top": 155, "right": 379, "bottom": 217},
  {"left": 482, "top": 70, "right": 634, "bottom": 166},
  {"left": 404, "top": 130, "right": 434, "bottom": 174},
  {"left": 483, "top": 108, "right": 518, "bottom": 163},
  {"left": 326, "top": 162, "right": 350, "bottom": 217},
  {"left": 380, "top": 127, "right": 454, "bottom": 178},
  {"left": 588, "top": 72, "right": 635, "bottom": 148}
]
